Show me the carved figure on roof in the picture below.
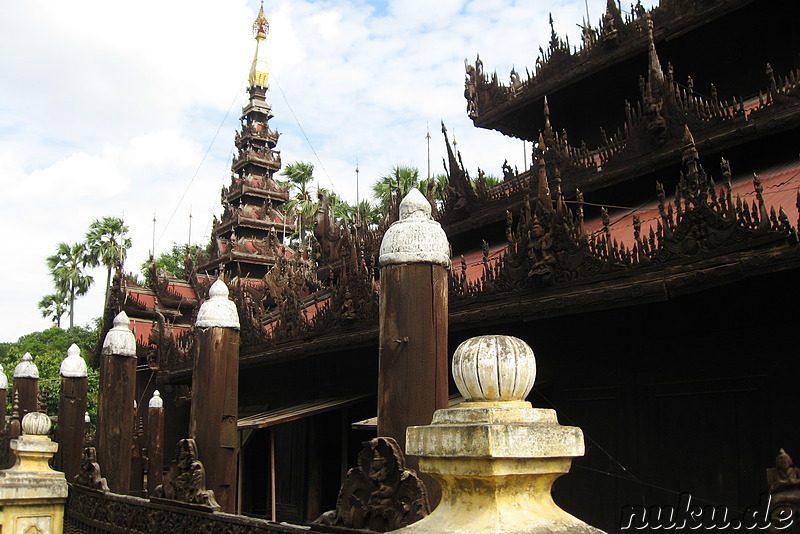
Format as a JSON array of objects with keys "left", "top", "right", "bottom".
[
  {"left": 314, "top": 191, "right": 350, "bottom": 271},
  {"left": 464, "top": 60, "right": 478, "bottom": 119},
  {"left": 153, "top": 438, "right": 220, "bottom": 510},
  {"left": 244, "top": 172, "right": 264, "bottom": 189},
  {"left": 315, "top": 437, "right": 429, "bottom": 532},
  {"left": 510, "top": 68, "right": 522, "bottom": 96},
  {"left": 502, "top": 159, "right": 515, "bottom": 181},
  {"left": 527, "top": 215, "right": 557, "bottom": 281}
]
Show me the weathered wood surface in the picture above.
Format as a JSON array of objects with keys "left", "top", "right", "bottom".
[
  {"left": 97, "top": 351, "right": 136, "bottom": 494},
  {"left": 147, "top": 404, "right": 164, "bottom": 495},
  {"left": 190, "top": 326, "right": 240, "bottom": 513},
  {"left": 378, "top": 263, "right": 448, "bottom": 464},
  {"left": 14, "top": 377, "right": 38, "bottom": 419},
  {"left": 55, "top": 376, "right": 88, "bottom": 481}
]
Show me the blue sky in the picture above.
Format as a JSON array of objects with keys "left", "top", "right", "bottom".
[{"left": 0, "top": 0, "right": 656, "bottom": 342}]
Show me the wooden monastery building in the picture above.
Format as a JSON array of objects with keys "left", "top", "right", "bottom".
[{"left": 99, "top": 0, "right": 800, "bottom": 531}]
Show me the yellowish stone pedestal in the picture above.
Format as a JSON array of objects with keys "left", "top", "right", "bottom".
[
  {"left": 0, "top": 412, "right": 67, "bottom": 534},
  {"left": 392, "top": 336, "right": 607, "bottom": 534}
]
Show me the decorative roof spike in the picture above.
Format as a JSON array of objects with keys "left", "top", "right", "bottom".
[
  {"left": 646, "top": 16, "right": 664, "bottom": 83},
  {"left": 249, "top": 3, "right": 271, "bottom": 89}
]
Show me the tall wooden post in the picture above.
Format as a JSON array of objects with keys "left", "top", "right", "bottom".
[
  {"left": 378, "top": 188, "right": 450, "bottom": 464},
  {"left": 0, "top": 364, "right": 7, "bottom": 429},
  {"left": 13, "top": 353, "right": 39, "bottom": 419},
  {"left": 147, "top": 390, "right": 165, "bottom": 495},
  {"left": 97, "top": 311, "right": 137, "bottom": 494},
  {"left": 54, "top": 344, "right": 88, "bottom": 481},
  {"left": 190, "top": 279, "right": 240, "bottom": 512}
]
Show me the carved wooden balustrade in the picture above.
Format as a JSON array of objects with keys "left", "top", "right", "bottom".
[{"left": 66, "top": 483, "right": 372, "bottom": 534}]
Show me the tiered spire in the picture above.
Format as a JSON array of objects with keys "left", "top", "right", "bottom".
[{"left": 199, "top": 4, "right": 294, "bottom": 279}]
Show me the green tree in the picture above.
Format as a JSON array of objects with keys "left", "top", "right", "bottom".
[
  {"left": 372, "top": 166, "right": 423, "bottom": 212},
  {"left": 38, "top": 292, "right": 69, "bottom": 329},
  {"left": 1, "top": 325, "right": 100, "bottom": 421},
  {"left": 142, "top": 243, "right": 202, "bottom": 284},
  {"left": 85, "top": 217, "right": 132, "bottom": 310},
  {"left": 46, "top": 242, "right": 94, "bottom": 329},
  {"left": 281, "top": 161, "right": 317, "bottom": 246}
]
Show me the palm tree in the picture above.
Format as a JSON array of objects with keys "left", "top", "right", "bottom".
[
  {"left": 85, "top": 216, "right": 131, "bottom": 309},
  {"left": 38, "top": 292, "right": 69, "bottom": 328},
  {"left": 46, "top": 242, "right": 94, "bottom": 329},
  {"left": 372, "top": 166, "right": 422, "bottom": 213},
  {"left": 281, "top": 161, "right": 316, "bottom": 246}
]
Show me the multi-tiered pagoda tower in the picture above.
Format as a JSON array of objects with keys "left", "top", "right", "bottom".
[{"left": 199, "top": 5, "right": 294, "bottom": 279}]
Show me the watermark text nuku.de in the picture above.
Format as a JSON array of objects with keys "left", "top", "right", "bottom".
[{"left": 620, "top": 494, "right": 794, "bottom": 530}]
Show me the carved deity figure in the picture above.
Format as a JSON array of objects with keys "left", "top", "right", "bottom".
[
  {"left": 767, "top": 449, "right": 800, "bottom": 534},
  {"left": 74, "top": 447, "right": 109, "bottom": 492},
  {"left": 527, "top": 217, "right": 557, "bottom": 279},
  {"left": 315, "top": 437, "right": 429, "bottom": 532},
  {"left": 153, "top": 438, "right": 220, "bottom": 510}
]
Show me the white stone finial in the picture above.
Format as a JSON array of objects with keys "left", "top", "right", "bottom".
[
  {"left": 0, "top": 363, "right": 7, "bottom": 389},
  {"left": 379, "top": 188, "right": 450, "bottom": 268},
  {"left": 452, "top": 335, "right": 536, "bottom": 402},
  {"left": 14, "top": 353, "right": 39, "bottom": 379},
  {"left": 399, "top": 187, "right": 432, "bottom": 220},
  {"left": 196, "top": 279, "right": 240, "bottom": 329},
  {"left": 22, "top": 412, "right": 52, "bottom": 436},
  {"left": 85, "top": 412, "right": 91, "bottom": 424},
  {"left": 149, "top": 390, "right": 164, "bottom": 409},
  {"left": 60, "top": 343, "right": 88, "bottom": 378},
  {"left": 102, "top": 311, "right": 137, "bottom": 357}
]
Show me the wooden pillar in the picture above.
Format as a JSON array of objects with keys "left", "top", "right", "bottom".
[
  {"left": 54, "top": 344, "right": 88, "bottom": 481},
  {"left": 190, "top": 279, "right": 240, "bottom": 513},
  {"left": 13, "top": 353, "right": 39, "bottom": 419},
  {"left": 378, "top": 188, "right": 450, "bottom": 472},
  {"left": 146, "top": 390, "right": 164, "bottom": 495},
  {"left": 97, "top": 311, "right": 137, "bottom": 494}
]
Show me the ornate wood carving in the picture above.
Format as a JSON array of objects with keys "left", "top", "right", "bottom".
[
  {"left": 316, "top": 437, "right": 430, "bottom": 532},
  {"left": 152, "top": 438, "right": 221, "bottom": 510},
  {"left": 450, "top": 126, "right": 797, "bottom": 302},
  {"left": 767, "top": 449, "right": 800, "bottom": 534},
  {"left": 66, "top": 482, "right": 346, "bottom": 534},
  {"left": 74, "top": 446, "right": 110, "bottom": 492}
]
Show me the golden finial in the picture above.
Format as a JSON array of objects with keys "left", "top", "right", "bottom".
[
  {"left": 253, "top": 2, "right": 269, "bottom": 37},
  {"left": 249, "top": 2, "right": 270, "bottom": 89}
]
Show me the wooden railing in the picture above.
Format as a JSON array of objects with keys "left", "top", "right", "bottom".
[{"left": 65, "top": 484, "right": 370, "bottom": 534}]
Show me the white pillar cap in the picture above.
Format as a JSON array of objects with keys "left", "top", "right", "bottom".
[
  {"left": 195, "top": 279, "right": 240, "bottom": 329},
  {"left": 60, "top": 343, "right": 88, "bottom": 378},
  {"left": 102, "top": 311, "right": 137, "bottom": 357},
  {"left": 379, "top": 188, "right": 451, "bottom": 268},
  {"left": 149, "top": 390, "right": 164, "bottom": 409},
  {"left": 14, "top": 353, "right": 39, "bottom": 379},
  {"left": 0, "top": 363, "right": 7, "bottom": 389}
]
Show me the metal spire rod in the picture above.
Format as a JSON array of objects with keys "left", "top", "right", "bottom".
[
  {"left": 151, "top": 212, "right": 157, "bottom": 257},
  {"left": 188, "top": 207, "right": 193, "bottom": 248},
  {"left": 355, "top": 160, "right": 360, "bottom": 225},
  {"left": 426, "top": 123, "right": 431, "bottom": 180}
]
